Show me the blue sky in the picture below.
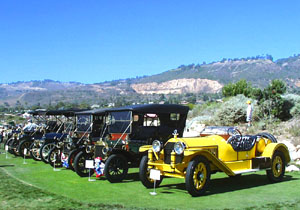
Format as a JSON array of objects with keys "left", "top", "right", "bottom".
[{"left": 1, "top": 0, "right": 300, "bottom": 84}]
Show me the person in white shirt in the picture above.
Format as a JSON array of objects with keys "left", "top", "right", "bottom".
[
  {"left": 23, "top": 119, "right": 37, "bottom": 132},
  {"left": 246, "top": 100, "right": 253, "bottom": 127}
]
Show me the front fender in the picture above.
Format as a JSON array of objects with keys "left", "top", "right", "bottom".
[
  {"left": 139, "top": 145, "right": 152, "bottom": 153},
  {"left": 186, "top": 150, "right": 235, "bottom": 176}
]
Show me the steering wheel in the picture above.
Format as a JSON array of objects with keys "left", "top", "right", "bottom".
[
  {"left": 227, "top": 127, "right": 242, "bottom": 150},
  {"left": 227, "top": 127, "right": 242, "bottom": 137}
]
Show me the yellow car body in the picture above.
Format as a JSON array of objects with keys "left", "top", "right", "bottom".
[{"left": 139, "top": 129, "right": 290, "bottom": 196}]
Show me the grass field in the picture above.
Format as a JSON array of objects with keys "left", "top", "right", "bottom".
[{"left": 1, "top": 148, "right": 300, "bottom": 210}]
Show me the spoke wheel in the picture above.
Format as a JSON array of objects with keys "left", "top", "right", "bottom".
[
  {"left": 139, "top": 155, "right": 163, "bottom": 188},
  {"left": 40, "top": 143, "right": 55, "bottom": 163},
  {"left": 6, "top": 138, "right": 14, "bottom": 154},
  {"left": 48, "top": 147, "right": 63, "bottom": 168},
  {"left": 186, "top": 156, "right": 211, "bottom": 197},
  {"left": 267, "top": 150, "right": 285, "bottom": 182},
  {"left": 30, "top": 143, "right": 41, "bottom": 161},
  {"left": 18, "top": 140, "right": 32, "bottom": 158},
  {"left": 68, "top": 149, "right": 81, "bottom": 171},
  {"left": 11, "top": 139, "right": 20, "bottom": 156},
  {"left": 104, "top": 154, "right": 128, "bottom": 183},
  {"left": 74, "top": 151, "right": 94, "bottom": 177}
]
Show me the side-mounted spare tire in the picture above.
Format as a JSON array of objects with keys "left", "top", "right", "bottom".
[{"left": 257, "top": 132, "right": 277, "bottom": 143}]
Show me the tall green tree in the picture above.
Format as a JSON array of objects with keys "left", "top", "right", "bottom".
[{"left": 261, "top": 80, "right": 291, "bottom": 120}]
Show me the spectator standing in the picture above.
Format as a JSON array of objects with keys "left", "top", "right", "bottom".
[{"left": 246, "top": 100, "right": 253, "bottom": 127}]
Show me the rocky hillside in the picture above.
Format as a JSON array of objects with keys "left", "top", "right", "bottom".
[
  {"left": 131, "top": 78, "right": 223, "bottom": 94},
  {"left": 1, "top": 54, "right": 300, "bottom": 106},
  {"left": 135, "top": 56, "right": 300, "bottom": 88}
]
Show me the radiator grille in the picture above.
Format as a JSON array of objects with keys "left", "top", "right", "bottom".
[
  {"left": 95, "top": 145, "right": 105, "bottom": 158},
  {"left": 164, "top": 142, "right": 183, "bottom": 164}
]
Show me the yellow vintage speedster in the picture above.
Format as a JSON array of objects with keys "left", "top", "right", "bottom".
[{"left": 139, "top": 127, "right": 290, "bottom": 196}]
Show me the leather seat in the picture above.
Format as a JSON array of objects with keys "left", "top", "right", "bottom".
[{"left": 228, "top": 135, "right": 257, "bottom": 151}]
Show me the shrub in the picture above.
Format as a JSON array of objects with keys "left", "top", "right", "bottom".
[
  {"left": 188, "top": 102, "right": 221, "bottom": 119},
  {"left": 291, "top": 104, "right": 300, "bottom": 116},
  {"left": 214, "top": 95, "right": 257, "bottom": 125},
  {"left": 283, "top": 94, "right": 300, "bottom": 117},
  {"left": 287, "top": 124, "right": 300, "bottom": 137}
]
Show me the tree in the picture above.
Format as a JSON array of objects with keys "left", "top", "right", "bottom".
[
  {"left": 4, "top": 102, "right": 10, "bottom": 107},
  {"left": 261, "top": 80, "right": 290, "bottom": 120},
  {"left": 266, "top": 54, "right": 273, "bottom": 61},
  {"left": 222, "top": 79, "right": 253, "bottom": 97},
  {"left": 222, "top": 83, "right": 235, "bottom": 97}
]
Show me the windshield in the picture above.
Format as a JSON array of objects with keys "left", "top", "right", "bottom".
[
  {"left": 108, "top": 111, "right": 132, "bottom": 134},
  {"left": 64, "top": 122, "right": 74, "bottom": 132},
  {"left": 76, "top": 115, "right": 92, "bottom": 132}
]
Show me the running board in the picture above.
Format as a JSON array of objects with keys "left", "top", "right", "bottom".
[{"left": 233, "top": 169, "right": 260, "bottom": 175}]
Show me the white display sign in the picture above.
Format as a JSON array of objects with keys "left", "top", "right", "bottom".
[
  {"left": 24, "top": 148, "right": 27, "bottom": 155},
  {"left": 150, "top": 169, "right": 161, "bottom": 181},
  {"left": 5, "top": 145, "right": 8, "bottom": 151},
  {"left": 85, "top": 160, "right": 94, "bottom": 169}
]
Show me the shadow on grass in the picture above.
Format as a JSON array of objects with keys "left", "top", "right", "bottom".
[
  {"left": 159, "top": 174, "right": 298, "bottom": 195},
  {"left": 124, "top": 172, "right": 140, "bottom": 182},
  {"left": 0, "top": 164, "right": 15, "bottom": 167},
  {"left": 97, "top": 172, "right": 141, "bottom": 182}
]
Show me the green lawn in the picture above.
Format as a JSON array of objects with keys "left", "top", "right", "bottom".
[{"left": 1, "top": 149, "right": 300, "bottom": 210}]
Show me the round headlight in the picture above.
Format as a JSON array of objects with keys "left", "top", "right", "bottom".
[
  {"left": 66, "top": 143, "right": 72, "bottom": 150},
  {"left": 174, "top": 141, "right": 185, "bottom": 155},
  {"left": 102, "top": 146, "right": 112, "bottom": 155},
  {"left": 86, "top": 145, "right": 93, "bottom": 153},
  {"left": 152, "top": 140, "right": 162, "bottom": 153}
]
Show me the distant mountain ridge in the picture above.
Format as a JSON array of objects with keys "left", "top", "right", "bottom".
[
  {"left": 134, "top": 56, "right": 300, "bottom": 87},
  {"left": 1, "top": 54, "right": 300, "bottom": 106}
]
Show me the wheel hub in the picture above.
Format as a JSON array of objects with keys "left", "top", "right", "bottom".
[
  {"left": 276, "top": 163, "right": 281, "bottom": 171},
  {"left": 197, "top": 172, "right": 203, "bottom": 180}
]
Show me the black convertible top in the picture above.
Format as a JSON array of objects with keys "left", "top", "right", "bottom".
[
  {"left": 46, "top": 109, "right": 88, "bottom": 117},
  {"left": 107, "top": 104, "right": 189, "bottom": 114},
  {"left": 28, "top": 109, "right": 47, "bottom": 116},
  {"left": 75, "top": 108, "right": 109, "bottom": 116}
]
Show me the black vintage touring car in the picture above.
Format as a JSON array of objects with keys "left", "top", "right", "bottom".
[{"left": 93, "top": 104, "right": 189, "bottom": 182}]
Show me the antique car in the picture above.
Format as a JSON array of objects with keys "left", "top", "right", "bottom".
[
  {"left": 50, "top": 108, "right": 107, "bottom": 172},
  {"left": 38, "top": 109, "right": 80, "bottom": 163},
  {"left": 139, "top": 126, "right": 290, "bottom": 196},
  {"left": 94, "top": 104, "right": 189, "bottom": 183},
  {"left": 6, "top": 110, "right": 47, "bottom": 157},
  {"left": 4, "top": 126, "right": 21, "bottom": 154}
]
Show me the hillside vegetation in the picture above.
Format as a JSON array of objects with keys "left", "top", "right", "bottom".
[
  {"left": 1, "top": 54, "right": 300, "bottom": 107},
  {"left": 188, "top": 79, "right": 300, "bottom": 146}
]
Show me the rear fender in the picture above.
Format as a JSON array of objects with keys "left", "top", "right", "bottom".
[{"left": 261, "top": 143, "right": 291, "bottom": 164}]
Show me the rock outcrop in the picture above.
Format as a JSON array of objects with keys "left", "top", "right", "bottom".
[{"left": 131, "top": 78, "right": 223, "bottom": 94}]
